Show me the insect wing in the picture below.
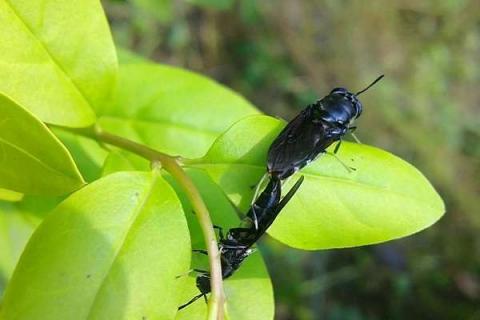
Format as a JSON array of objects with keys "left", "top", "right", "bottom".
[
  {"left": 277, "top": 175, "right": 304, "bottom": 213},
  {"left": 267, "top": 107, "right": 326, "bottom": 178},
  {"left": 257, "top": 175, "right": 304, "bottom": 235}
]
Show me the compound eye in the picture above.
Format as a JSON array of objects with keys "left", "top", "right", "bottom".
[
  {"left": 330, "top": 87, "right": 348, "bottom": 95},
  {"left": 355, "top": 101, "right": 363, "bottom": 118}
]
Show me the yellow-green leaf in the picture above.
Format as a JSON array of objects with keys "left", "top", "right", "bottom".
[
  {"left": 188, "top": 115, "right": 445, "bottom": 249},
  {"left": 0, "top": 190, "right": 23, "bottom": 202},
  {"left": 0, "top": 94, "right": 85, "bottom": 195},
  {"left": 0, "top": 0, "right": 117, "bottom": 127},
  {"left": 0, "top": 199, "right": 45, "bottom": 298},
  {"left": 167, "top": 169, "right": 274, "bottom": 320},
  {"left": 53, "top": 129, "right": 109, "bottom": 183},
  {"left": 0, "top": 172, "right": 191, "bottom": 319},
  {"left": 97, "top": 63, "right": 259, "bottom": 158}
]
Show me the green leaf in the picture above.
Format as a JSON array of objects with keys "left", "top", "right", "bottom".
[
  {"left": 97, "top": 63, "right": 259, "bottom": 158},
  {"left": 187, "top": 115, "right": 445, "bottom": 249},
  {"left": 166, "top": 169, "right": 273, "bottom": 320},
  {"left": 0, "top": 190, "right": 23, "bottom": 202},
  {"left": 5, "top": 195, "right": 61, "bottom": 223},
  {"left": 0, "top": 201, "right": 39, "bottom": 298},
  {"left": 101, "top": 150, "right": 150, "bottom": 177},
  {"left": 0, "top": 171, "right": 191, "bottom": 320},
  {"left": 98, "top": 153, "right": 273, "bottom": 318},
  {"left": 117, "top": 48, "right": 148, "bottom": 64},
  {"left": 0, "top": 195, "right": 54, "bottom": 298},
  {"left": 175, "top": 253, "right": 273, "bottom": 320},
  {"left": 53, "top": 129, "right": 109, "bottom": 183},
  {"left": 0, "top": 0, "right": 117, "bottom": 127},
  {"left": 0, "top": 94, "right": 85, "bottom": 195}
]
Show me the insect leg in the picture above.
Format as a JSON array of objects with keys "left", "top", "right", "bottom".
[
  {"left": 327, "top": 152, "right": 356, "bottom": 172},
  {"left": 213, "top": 225, "right": 225, "bottom": 240},
  {"left": 178, "top": 293, "right": 207, "bottom": 310},
  {"left": 329, "top": 140, "right": 348, "bottom": 169},
  {"left": 249, "top": 173, "right": 269, "bottom": 230},
  {"left": 350, "top": 132, "right": 362, "bottom": 144},
  {"left": 333, "top": 140, "right": 342, "bottom": 154},
  {"left": 193, "top": 268, "right": 209, "bottom": 274}
]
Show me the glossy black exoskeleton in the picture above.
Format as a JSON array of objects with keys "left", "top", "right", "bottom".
[
  {"left": 222, "top": 175, "right": 304, "bottom": 249},
  {"left": 178, "top": 175, "right": 304, "bottom": 310},
  {"left": 177, "top": 247, "right": 254, "bottom": 310},
  {"left": 267, "top": 75, "right": 384, "bottom": 180}
]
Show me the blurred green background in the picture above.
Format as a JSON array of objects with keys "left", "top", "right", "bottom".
[
  {"left": 2, "top": 1, "right": 479, "bottom": 319},
  {"left": 103, "top": 0, "right": 479, "bottom": 319}
]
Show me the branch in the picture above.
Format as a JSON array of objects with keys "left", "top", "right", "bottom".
[{"left": 55, "top": 125, "right": 225, "bottom": 319}]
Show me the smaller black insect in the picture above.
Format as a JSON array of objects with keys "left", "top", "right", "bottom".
[
  {"left": 222, "top": 175, "right": 304, "bottom": 249},
  {"left": 178, "top": 175, "right": 304, "bottom": 310},
  {"left": 178, "top": 245, "right": 254, "bottom": 310},
  {"left": 267, "top": 75, "right": 384, "bottom": 180}
]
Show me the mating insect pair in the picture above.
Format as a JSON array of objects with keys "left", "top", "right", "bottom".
[
  {"left": 178, "top": 175, "right": 305, "bottom": 310},
  {"left": 178, "top": 75, "right": 384, "bottom": 310}
]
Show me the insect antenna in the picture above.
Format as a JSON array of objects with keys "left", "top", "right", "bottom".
[{"left": 356, "top": 74, "right": 384, "bottom": 96}]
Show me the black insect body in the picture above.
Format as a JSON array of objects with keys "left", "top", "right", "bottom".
[
  {"left": 178, "top": 175, "right": 304, "bottom": 310},
  {"left": 267, "top": 75, "right": 384, "bottom": 180},
  {"left": 223, "top": 175, "right": 304, "bottom": 249},
  {"left": 177, "top": 248, "right": 253, "bottom": 310},
  {"left": 178, "top": 76, "right": 383, "bottom": 310}
]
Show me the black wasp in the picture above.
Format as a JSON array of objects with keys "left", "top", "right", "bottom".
[
  {"left": 267, "top": 75, "right": 384, "bottom": 180},
  {"left": 178, "top": 175, "right": 305, "bottom": 310}
]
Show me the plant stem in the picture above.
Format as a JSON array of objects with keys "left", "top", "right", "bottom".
[{"left": 56, "top": 125, "right": 225, "bottom": 319}]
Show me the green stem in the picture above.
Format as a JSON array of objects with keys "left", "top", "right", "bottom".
[{"left": 56, "top": 125, "right": 225, "bottom": 319}]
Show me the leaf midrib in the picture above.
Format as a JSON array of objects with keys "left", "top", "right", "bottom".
[
  {"left": 99, "top": 115, "right": 221, "bottom": 137},
  {"left": 0, "top": 136, "right": 78, "bottom": 181},
  {"left": 187, "top": 162, "right": 441, "bottom": 209},
  {"left": 5, "top": 0, "right": 92, "bottom": 107},
  {"left": 85, "top": 173, "right": 158, "bottom": 319},
  {"left": 271, "top": 186, "right": 442, "bottom": 250}
]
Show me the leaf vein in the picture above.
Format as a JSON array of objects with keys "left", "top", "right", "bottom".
[
  {"left": 0, "top": 136, "right": 76, "bottom": 180},
  {"left": 99, "top": 115, "right": 221, "bottom": 137},
  {"left": 4, "top": 0, "right": 92, "bottom": 107},
  {"left": 188, "top": 162, "right": 439, "bottom": 208},
  {"left": 85, "top": 174, "right": 158, "bottom": 319}
]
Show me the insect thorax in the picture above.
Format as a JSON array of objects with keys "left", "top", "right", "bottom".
[{"left": 313, "top": 90, "right": 362, "bottom": 125}]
